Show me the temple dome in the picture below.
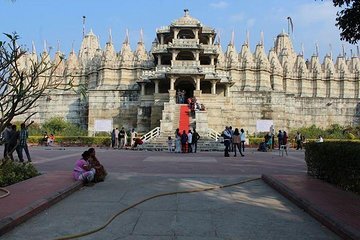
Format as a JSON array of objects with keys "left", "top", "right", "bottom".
[{"left": 171, "top": 9, "right": 201, "bottom": 27}]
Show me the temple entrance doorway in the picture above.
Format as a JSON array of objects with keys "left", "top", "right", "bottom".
[{"left": 175, "top": 78, "right": 195, "bottom": 104}]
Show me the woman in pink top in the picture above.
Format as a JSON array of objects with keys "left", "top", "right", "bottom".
[{"left": 73, "top": 151, "right": 95, "bottom": 183}]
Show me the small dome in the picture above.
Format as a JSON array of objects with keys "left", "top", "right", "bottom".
[{"left": 171, "top": 9, "right": 201, "bottom": 26}]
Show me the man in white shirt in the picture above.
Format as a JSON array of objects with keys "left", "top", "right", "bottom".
[{"left": 187, "top": 130, "right": 193, "bottom": 153}]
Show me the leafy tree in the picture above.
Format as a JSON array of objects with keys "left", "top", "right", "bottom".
[
  {"left": 0, "top": 33, "right": 73, "bottom": 133},
  {"left": 332, "top": 0, "right": 360, "bottom": 44}
]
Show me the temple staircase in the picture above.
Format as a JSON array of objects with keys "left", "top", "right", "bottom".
[{"left": 139, "top": 103, "right": 224, "bottom": 151}]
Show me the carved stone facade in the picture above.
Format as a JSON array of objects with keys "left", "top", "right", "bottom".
[{"left": 17, "top": 10, "right": 360, "bottom": 134}]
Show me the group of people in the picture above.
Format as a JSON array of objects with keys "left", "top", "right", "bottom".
[
  {"left": 187, "top": 97, "right": 205, "bottom": 112},
  {"left": 1, "top": 121, "right": 32, "bottom": 162},
  {"left": 73, "top": 148, "right": 107, "bottom": 184},
  {"left": 171, "top": 128, "right": 201, "bottom": 153},
  {"left": 222, "top": 126, "right": 246, "bottom": 157},
  {"left": 41, "top": 132, "right": 55, "bottom": 146},
  {"left": 258, "top": 130, "right": 289, "bottom": 152},
  {"left": 176, "top": 89, "right": 187, "bottom": 104},
  {"left": 111, "top": 127, "right": 141, "bottom": 149}
]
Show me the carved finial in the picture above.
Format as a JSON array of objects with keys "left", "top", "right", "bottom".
[
  {"left": 43, "top": 40, "right": 47, "bottom": 52},
  {"left": 246, "top": 30, "right": 250, "bottom": 46},
  {"left": 140, "top": 28, "right": 144, "bottom": 43},
  {"left": 230, "top": 29, "right": 234, "bottom": 45},
  {"left": 32, "top": 41, "right": 36, "bottom": 54},
  {"left": 342, "top": 44, "right": 345, "bottom": 57},
  {"left": 301, "top": 43, "right": 304, "bottom": 56},
  {"left": 125, "top": 29, "right": 129, "bottom": 44},
  {"left": 329, "top": 43, "right": 333, "bottom": 60},
  {"left": 260, "top": 31, "right": 264, "bottom": 45},
  {"left": 71, "top": 41, "right": 75, "bottom": 54},
  {"left": 108, "top": 28, "right": 112, "bottom": 43},
  {"left": 315, "top": 42, "right": 319, "bottom": 57}
]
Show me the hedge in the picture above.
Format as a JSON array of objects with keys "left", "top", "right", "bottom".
[
  {"left": 0, "top": 160, "right": 40, "bottom": 187},
  {"left": 305, "top": 142, "right": 360, "bottom": 194},
  {"left": 28, "top": 136, "right": 112, "bottom": 147}
]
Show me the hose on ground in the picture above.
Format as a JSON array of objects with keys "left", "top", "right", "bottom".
[
  {"left": 0, "top": 187, "right": 10, "bottom": 199},
  {"left": 53, "top": 177, "right": 261, "bottom": 240}
]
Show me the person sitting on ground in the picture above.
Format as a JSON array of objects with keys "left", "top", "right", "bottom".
[
  {"left": 47, "top": 133, "right": 55, "bottom": 146},
  {"left": 88, "top": 148, "right": 107, "bottom": 182},
  {"left": 73, "top": 151, "right": 95, "bottom": 184},
  {"left": 318, "top": 135, "right": 324, "bottom": 143}
]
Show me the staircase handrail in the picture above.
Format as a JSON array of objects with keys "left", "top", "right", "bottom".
[
  {"left": 141, "top": 127, "right": 161, "bottom": 143},
  {"left": 207, "top": 128, "right": 222, "bottom": 141}
]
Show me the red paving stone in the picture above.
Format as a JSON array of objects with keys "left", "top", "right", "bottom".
[
  {"left": 0, "top": 171, "right": 82, "bottom": 235},
  {"left": 262, "top": 174, "right": 360, "bottom": 240}
]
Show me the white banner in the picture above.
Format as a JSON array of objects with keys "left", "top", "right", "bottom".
[
  {"left": 256, "top": 120, "right": 274, "bottom": 132},
  {"left": 94, "top": 119, "right": 112, "bottom": 132}
]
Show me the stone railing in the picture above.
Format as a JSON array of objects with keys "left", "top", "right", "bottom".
[
  {"left": 172, "top": 39, "right": 199, "bottom": 45},
  {"left": 207, "top": 128, "right": 222, "bottom": 141},
  {"left": 141, "top": 127, "right": 161, "bottom": 143}
]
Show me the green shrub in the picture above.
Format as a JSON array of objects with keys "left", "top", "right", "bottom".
[
  {"left": 0, "top": 160, "right": 40, "bottom": 187},
  {"left": 305, "top": 142, "right": 360, "bottom": 194}
]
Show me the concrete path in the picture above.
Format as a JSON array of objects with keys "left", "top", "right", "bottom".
[{"left": 0, "top": 146, "right": 356, "bottom": 239}]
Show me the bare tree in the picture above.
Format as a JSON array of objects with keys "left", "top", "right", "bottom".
[{"left": 0, "top": 33, "right": 73, "bottom": 133}]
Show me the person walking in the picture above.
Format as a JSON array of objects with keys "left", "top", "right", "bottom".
[
  {"left": 277, "top": 130, "right": 284, "bottom": 150},
  {"left": 295, "top": 131, "right": 302, "bottom": 150},
  {"left": 192, "top": 129, "right": 200, "bottom": 153},
  {"left": 130, "top": 128, "right": 137, "bottom": 148},
  {"left": 7, "top": 125, "right": 21, "bottom": 161},
  {"left": 174, "top": 128, "right": 181, "bottom": 153},
  {"left": 223, "top": 126, "right": 232, "bottom": 157},
  {"left": 187, "top": 130, "right": 193, "bottom": 153},
  {"left": 18, "top": 122, "right": 33, "bottom": 162},
  {"left": 111, "top": 129, "right": 115, "bottom": 148},
  {"left": 167, "top": 136, "right": 173, "bottom": 152},
  {"left": 114, "top": 128, "right": 120, "bottom": 148},
  {"left": 1, "top": 123, "right": 12, "bottom": 159},
  {"left": 181, "top": 130, "right": 188, "bottom": 153},
  {"left": 119, "top": 127, "right": 125, "bottom": 148},
  {"left": 240, "top": 128, "right": 246, "bottom": 152},
  {"left": 232, "top": 128, "right": 244, "bottom": 157}
]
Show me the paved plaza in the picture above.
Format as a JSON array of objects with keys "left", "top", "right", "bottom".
[{"left": 0, "top": 146, "right": 351, "bottom": 239}]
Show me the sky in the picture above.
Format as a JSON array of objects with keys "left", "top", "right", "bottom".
[{"left": 1, "top": 0, "right": 359, "bottom": 61}]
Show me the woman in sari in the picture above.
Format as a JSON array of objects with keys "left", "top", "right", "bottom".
[
  {"left": 88, "top": 148, "right": 107, "bottom": 182},
  {"left": 73, "top": 151, "right": 95, "bottom": 183}
]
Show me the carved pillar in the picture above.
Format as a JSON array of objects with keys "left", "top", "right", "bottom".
[
  {"left": 154, "top": 80, "right": 159, "bottom": 94},
  {"left": 140, "top": 83, "right": 146, "bottom": 96},
  {"left": 194, "top": 29, "right": 199, "bottom": 40},
  {"left": 210, "top": 56, "right": 215, "bottom": 65},
  {"left": 196, "top": 77, "right": 200, "bottom": 90},
  {"left": 157, "top": 55, "right": 162, "bottom": 65},
  {"left": 224, "top": 84, "right": 229, "bottom": 97},
  {"left": 211, "top": 80, "right": 217, "bottom": 94},
  {"left": 174, "top": 29, "right": 179, "bottom": 39},
  {"left": 170, "top": 76, "right": 175, "bottom": 90},
  {"left": 195, "top": 52, "right": 199, "bottom": 61},
  {"left": 209, "top": 36, "right": 213, "bottom": 45},
  {"left": 160, "top": 35, "right": 164, "bottom": 45}
]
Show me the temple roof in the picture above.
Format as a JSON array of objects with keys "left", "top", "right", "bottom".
[{"left": 171, "top": 9, "right": 201, "bottom": 27}]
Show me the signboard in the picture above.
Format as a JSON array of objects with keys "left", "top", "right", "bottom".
[
  {"left": 94, "top": 119, "right": 112, "bottom": 132},
  {"left": 256, "top": 120, "right": 274, "bottom": 132}
]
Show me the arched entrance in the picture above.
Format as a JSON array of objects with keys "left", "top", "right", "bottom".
[{"left": 175, "top": 77, "right": 195, "bottom": 103}]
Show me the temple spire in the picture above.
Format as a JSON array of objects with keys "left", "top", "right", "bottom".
[{"left": 260, "top": 31, "right": 264, "bottom": 45}]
